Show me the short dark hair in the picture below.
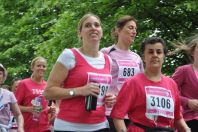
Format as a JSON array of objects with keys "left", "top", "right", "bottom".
[
  {"left": 140, "top": 37, "right": 167, "bottom": 56},
  {"left": 11, "top": 77, "right": 22, "bottom": 86}
]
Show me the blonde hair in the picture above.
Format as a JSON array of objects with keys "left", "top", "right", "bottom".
[
  {"left": 77, "top": 13, "right": 102, "bottom": 41},
  {"left": 168, "top": 36, "right": 198, "bottom": 62},
  {"left": 31, "top": 56, "right": 46, "bottom": 69},
  {"left": 77, "top": 13, "right": 101, "bottom": 33}
]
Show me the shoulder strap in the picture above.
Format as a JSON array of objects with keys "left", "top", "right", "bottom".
[{"left": 108, "top": 47, "right": 116, "bottom": 54}]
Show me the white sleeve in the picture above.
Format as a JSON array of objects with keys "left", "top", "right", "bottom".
[
  {"left": 57, "top": 49, "right": 75, "bottom": 70},
  {"left": 100, "top": 47, "right": 109, "bottom": 54},
  {"left": 102, "top": 53, "right": 113, "bottom": 73}
]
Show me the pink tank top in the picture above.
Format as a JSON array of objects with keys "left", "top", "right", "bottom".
[{"left": 57, "top": 48, "right": 111, "bottom": 124}]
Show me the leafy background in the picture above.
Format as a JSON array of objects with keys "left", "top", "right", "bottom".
[{"left": 0, "top": 0, "right": 197, "bottom": 84}]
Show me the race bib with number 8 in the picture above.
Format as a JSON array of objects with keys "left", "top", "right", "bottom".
[{"left": 116, "top": 60, "right": 140, "bottom": 83}]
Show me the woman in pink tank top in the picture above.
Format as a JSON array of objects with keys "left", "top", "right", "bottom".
[{"left": 43, "top": 13, "right": 116, "bottom": 132}]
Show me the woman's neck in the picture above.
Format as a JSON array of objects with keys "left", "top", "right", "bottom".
[
  {"left": 80, "top": 45, "right": 99, "bottom": 57},
  {"left": 193, "top": 62, "right": 198, "bottom": 71},
  {"left": 144, "top": 69, "right": 162, "bottom": 82},
  {"left": 116, "top": 40, "right": 130, "bottom": 51},
  {"left": 31, "top": 75, "right": 43, "bottom": 84}
]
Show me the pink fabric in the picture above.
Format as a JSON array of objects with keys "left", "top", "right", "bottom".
[
  {"left": 101, "top": 45, "right": 144, "bottom": 95},
  {"left": 110, "top": 73, "right": 182, "bottom": 130},
  {"left": 15, "top": 78, "right": 50, "bottom": 132},
  {"left": 195, "top": 71, "right": 198, "bottom": 79},
  {"left": 57, "top": 48, "right": 111, "bottom": 124},
  {"left": 101, "top": 45, "right": 144, "bottom": 116},
  {"left": 172, "top": 64, "right": 198, "bottom": 121}
]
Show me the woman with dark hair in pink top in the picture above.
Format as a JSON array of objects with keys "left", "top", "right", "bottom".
[{"left": 111, "top": 37, "right": 191, "bottom": 132}]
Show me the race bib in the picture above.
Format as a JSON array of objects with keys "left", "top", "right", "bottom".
[
  {"left": 87, "top": 72, "right": 112, "bottom": 106},
  {"left": 145, "top": 86, "right": 174, "bottom": 119},
  {"left": 116, "top": 60, "right": 140, "bottom": 84}
]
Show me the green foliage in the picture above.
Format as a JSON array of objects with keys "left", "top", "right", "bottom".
[{"left": 0, "top": 0, "right": 197, "bottom": 84}]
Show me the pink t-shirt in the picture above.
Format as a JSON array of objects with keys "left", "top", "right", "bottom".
[
  {"left": 195, "top": 68, "right": 198, "bottom": 79},
  {"left": 101, "top": 45, "right": 144, "bottom": 115},
  {"left": 101, "top": 45, "right": 144, "bottom": 95},
  {"left": 172, "top": 64, "right": 198, "bottom": 121},
  {"left": 0, "top": 88, "right": 16, "bottom": 126},
  {"left": 15, "top": 78, "right": 50, "bottom": 132},
  {"left": 110, "top": 73, "right": 182, "bottom": 132}
]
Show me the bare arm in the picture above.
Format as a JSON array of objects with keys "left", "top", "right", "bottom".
[
  {"left": 105, "top": 93, "right": 116, "bottom": 108},
  {"left": 43, "top": 62, "right": 100, "bottom": 100},
  {"left": 11, "top": 103, "right": 24, "bottom": 132},
  {"left": 187, "top": 99, "right": 198, "bottom": 112},
  {"left": 113, "top": 118, "right": 127, "bottom": 132},
  {"left": 18, "top": 105, "right": 34, "bottom": 113},
  {"left": 175, "top": 118, "right": 191, "bottom": 132}
]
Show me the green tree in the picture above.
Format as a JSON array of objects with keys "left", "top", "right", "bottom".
[{"left": 0, "top": 0, "right": 197, "bottom": 84}]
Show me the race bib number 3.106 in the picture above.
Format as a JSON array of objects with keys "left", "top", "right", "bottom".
[
  {"left": 87, "top": 72, "right": 112, "bottom": 106},
  {"left": 145, "top": 86, "right": 174, "bottom": 119}
]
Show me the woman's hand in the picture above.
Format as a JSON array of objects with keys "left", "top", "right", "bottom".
[
  {"left": 105, "top": 93, "right": 116, "bottom": 108},
  {"left": 49, "top": 106, "right": 56, "bottom": 115},
  {"left": 48, "top": 105, "right": 57, "bottom": 124},
  {"left": 27, "top": 106, "right": 35, "bottom": 113},
  {"left": 187, "top": 99, "right": 198, "bottom": 111},
  {"left": 78, "top": 82, "right": 100, "bottom": 97}
]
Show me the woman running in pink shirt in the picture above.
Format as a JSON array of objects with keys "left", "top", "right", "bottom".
[
  {"left": 15, "top": 57, "right": 54, "bottom": 132},
  {"left": 111, "top": 37, "right": 191, "bottom": 132},
  {"left": 101, "top": 15, "right": 144, "bottom": 131},
  {"left": 172, "top": 37, "right": 198, "bottom": 132},
  {"left": 44, "top": 13, "right": 116, "bottom": 132}
]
